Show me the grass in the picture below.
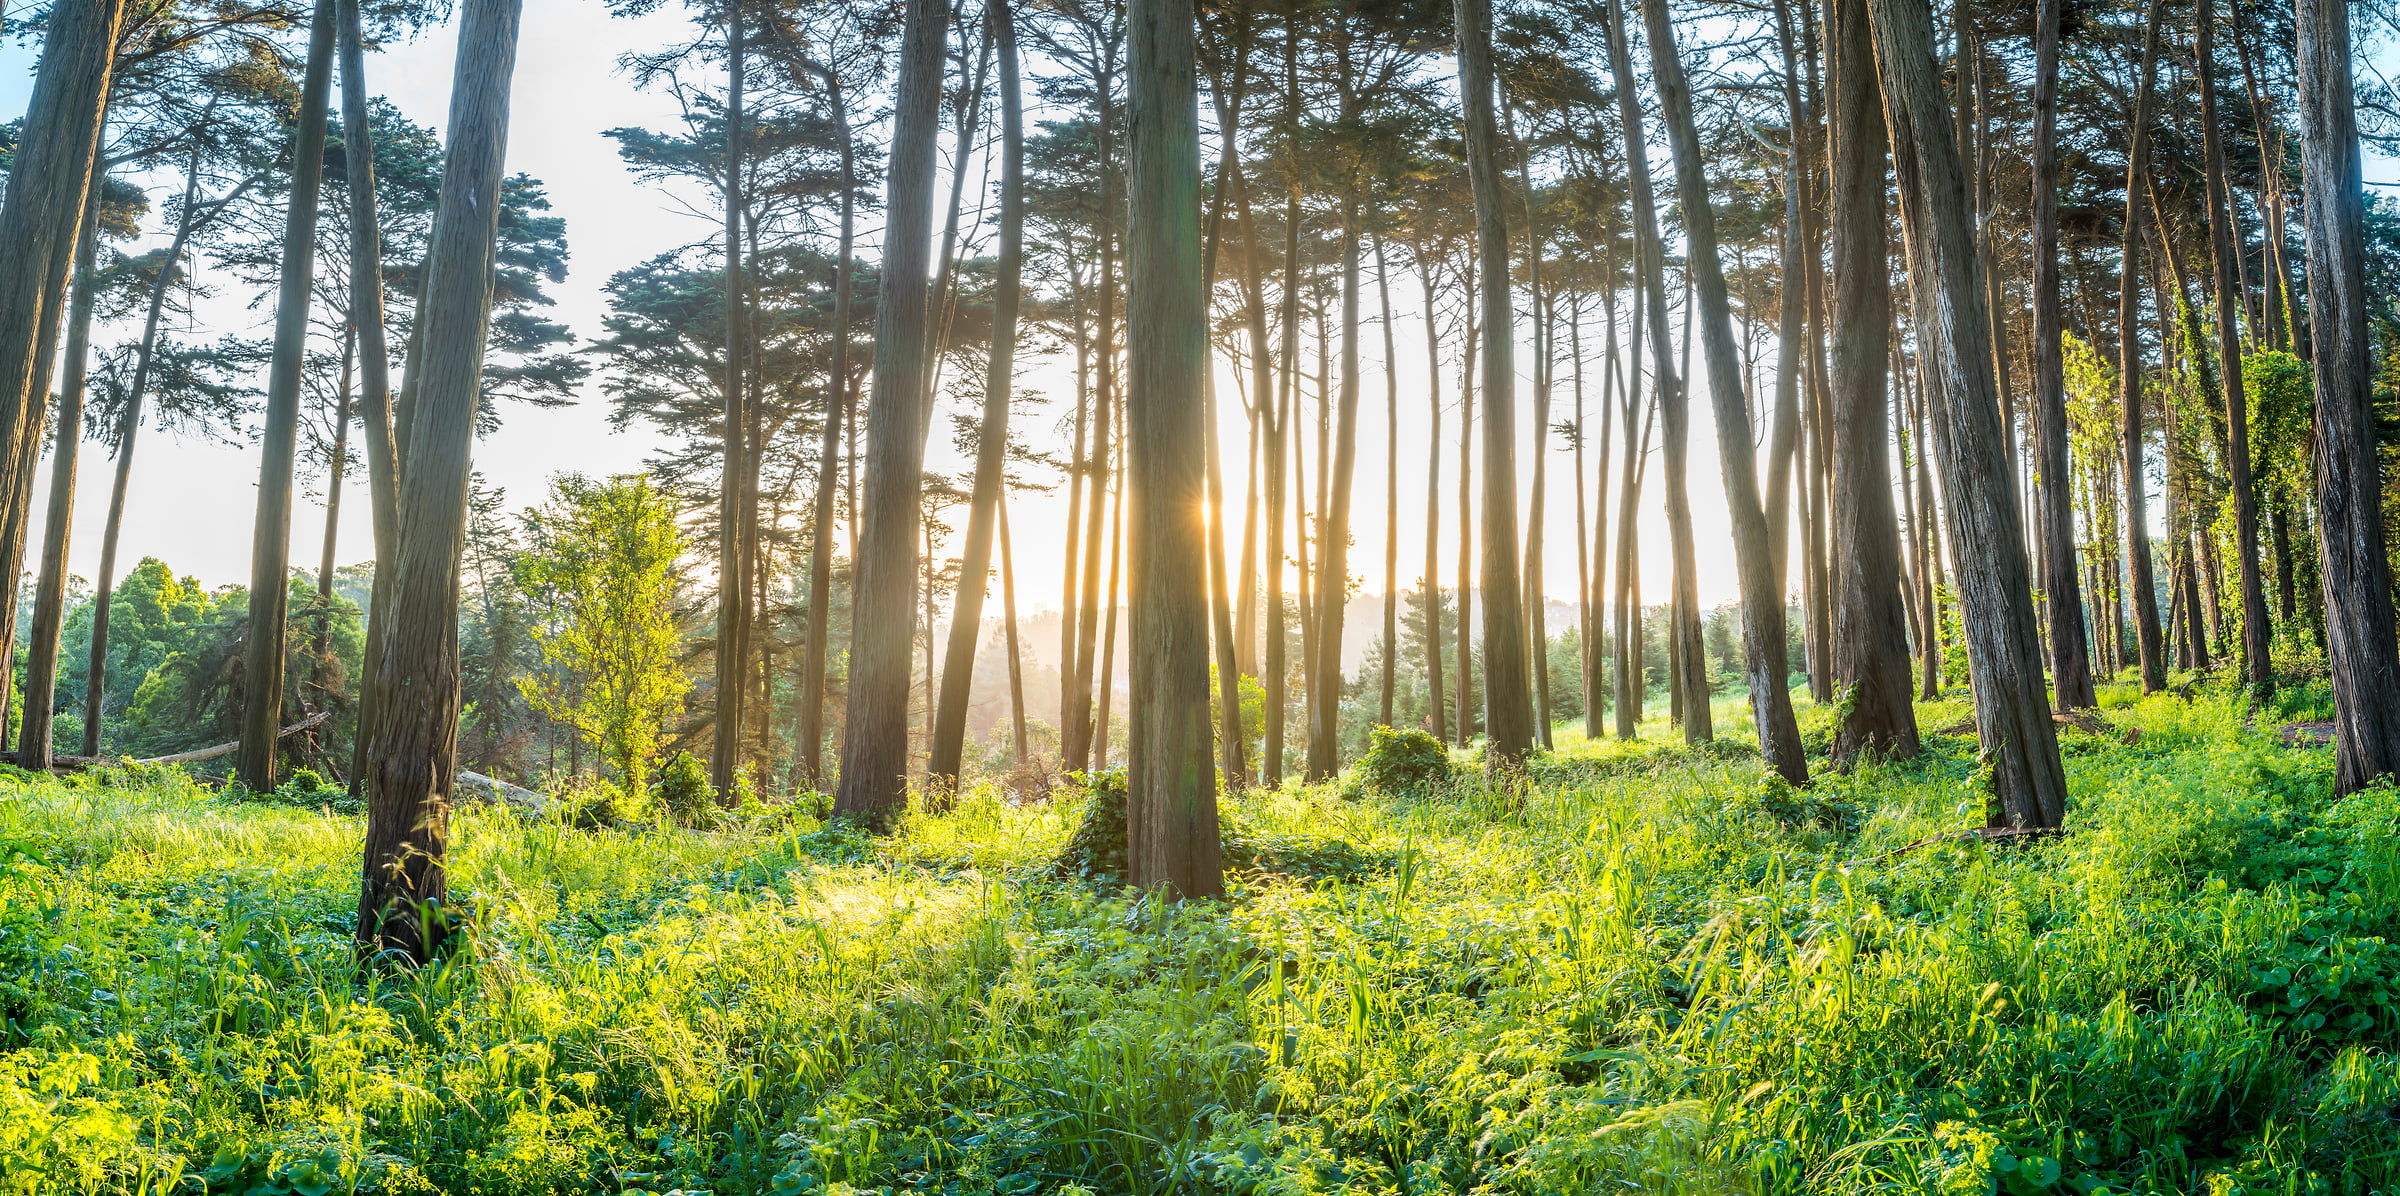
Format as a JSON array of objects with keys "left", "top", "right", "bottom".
[{"left": 2, "top": 682, "right": 2398, "bottom": 1193}]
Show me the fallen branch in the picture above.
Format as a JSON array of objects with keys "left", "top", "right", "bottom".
[
  {"left": 1839, "top": 825, "right": 2062, "bottom": 867},
  {"left": 131, "top": 711, "right": 335, "bottom": 766}
]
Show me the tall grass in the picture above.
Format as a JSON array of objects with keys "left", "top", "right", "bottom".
[{"left": 0, "top": 684, "right": 2393, "bottom": 1193}]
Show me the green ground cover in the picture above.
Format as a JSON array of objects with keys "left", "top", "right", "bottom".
[{"left": 3, "top": 684, "right": 2396, "bottom": 1194}]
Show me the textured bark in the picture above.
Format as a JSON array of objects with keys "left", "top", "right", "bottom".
[
  {"left": 2113, "top": 0, "right": 2168, "bottom": 695},
  {"left": 1868, "top": 0, "right": 2068, "bottom": 828},
  {"left": 239, "top": 0, "right": 338, "bottom": 793},
  {"left": 1640, "top": 0, "right": 1807, "bottom": 783},
  {"left": 21, "top": 214, "right": 99, "bottom": 773},
  {"left": 2296, "top": 0, "right": 2400, "bottom": 793},
  {"left": 1456, "top": 0, "right": 1535, "bottom": 768},
  {"left": 1418, "top": 260, "right": 1447, "bottom": 743},
  {"left": 0, "top": 0, "right": 127, "bottom": 750},
  {"left": 356, "top": 0, "right": 522, "bottom": 960},
  {"left": 831, "top": 0, "right": 946, "bottom": 827},
  {"left": 1601, "top": 0, "right": 1707, "bottom": 743},
  {"left": 928, "top": 0, "right": 1025, "bottom": 785},
  {"left": 1124, "top": 0, "right": 1222, "bottom": 896},
  {"left": 2029, "top": 0, "right": 2093, "bottom": 709},
  {"left": 2197, "top": 0, "right": 2273, "bottom": 698},
  {"left": 1305, "top": 217, "right": 1361, "bottom": 779},
  {"left": 796, "top": 58, "right": 852, "bottom": 787},
  {"left": 1378, "top": 242, "right": 1400, "bottom": 730},
  {"left": 1825, "top": 0, "right": 1917, "bottom": 766},
  {"left": 1613, "top": 277, "right": 1651, "bottom": 739}
]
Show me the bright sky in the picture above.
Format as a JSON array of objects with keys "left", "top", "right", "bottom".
[{"left": 12, "top": 2, "right": 2379, "bottom": 621}]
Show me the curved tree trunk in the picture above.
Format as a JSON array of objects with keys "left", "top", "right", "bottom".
[
  {"left": 340, "top": 0, "right": 401, "bottom": 790},
  {"left": 239, "top": 0, "right": 338, "bottom": 792},
  {"left": 356, "top": 0, "right": 524, "bottom": 960},
  {"left": 1640, "top": 0, "right": 1808, "bottom": 784},
  {"left": 21, "top": 212, "right": 99, "bottom": 773},
  {"left": 831, "top": 0, "right": 947, "bottom": 827},
  {"left": 928, "top": 0, "right": 1025, "bottom": 787},
  {"left": 2296, "top": 0, "right": 2400, "bottom": 794}
]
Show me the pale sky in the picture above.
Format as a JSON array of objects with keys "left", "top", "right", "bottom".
[{"left": 16, "top": 1, "right": 2357, "bottom": 619}]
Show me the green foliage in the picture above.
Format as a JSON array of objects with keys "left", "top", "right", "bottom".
[
  {"left": 1350, "top": 725, "right": 1457, "bottom": 798},
  {"left": 652, "top": 750, "right": 715, "bottom": 828},
  {"left": 517, "top": 473, "right": 690, "bottom": 796},
  {"left": 1051, "top": 769, "right": 1128, "bottom": 884}
]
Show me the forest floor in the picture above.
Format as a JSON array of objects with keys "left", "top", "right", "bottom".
[{"left": 3, "top": 681, "right": 2396, "bottom": 1194}]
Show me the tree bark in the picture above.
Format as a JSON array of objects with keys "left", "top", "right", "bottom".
[
  {"left": 1639, "top": 0, "right": 1806, "bottom": 783},
  {"left": 356, "top": 0, "right": 523, "bottom": 960},
  {"left": 832, "top": 0, "right": 947, "bottom": 826},
  {"left": 712, "top": 6, "right": 752, "bottom": 796},
  {"left": 339, "top": 0, "right": 402, "bottom": 791},
  {"left": 1305, "top": 214, "right": 1361, "bottom": 779},
  {"left": 20, "top": 211, "right": 99, "bottom": 773},
  {"left": 1418, "top": 258, "right": 1447, "bottom": 742},
  {"left": 928, "top": 0, "right": 1025, "bottom": 786},
  {"left": 239, "top": 0, "right": 339, "bottom": 793},
  {"left": 2029, "top": 0, "right": 2094, "bottom": 708},
  {"left": 2296, "top": 0, "right": 2400, "bottom": 793},
  {"left": 0, "top": 0, "right": 127, "bottom": 750},
  {"left": 796, "top": 58, "right": 852, "bottom": 788},
  {"left": 1377, "top": 240, "right": 1399, "bottom": 730},
  {"left": 2114, "top": 0, "right": 2169, "bottom": 695},
  {"left": 1867, "top": 0, "right": 2069, "bottom": 828}
]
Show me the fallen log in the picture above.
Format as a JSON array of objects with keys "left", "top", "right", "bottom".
[{"left": 129, "top": 711, "right": 335, "bottom": 766}]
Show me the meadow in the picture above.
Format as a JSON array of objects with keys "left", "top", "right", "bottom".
[{"left": 4, "top": 684, "right": 2396, "bottom": 1195}]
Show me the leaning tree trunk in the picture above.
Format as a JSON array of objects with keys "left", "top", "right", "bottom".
[
  {"left": 1456, "top": 0, "right": 1536, "bottom": 769},
  {"left": 796, "top": 56, "right": 853, "bottom": 788},
  {"left": 239, "top": 0, "right": 338, "bottom": 793},
  {"left": 1867, "top": 0, "right": 2069, "bottom": 829},
  {"left": 0, "top": 0, "right": 127, "bottom": 739},
  {"left": 2114, "top": 0, "right": 2169, "bottom": 695},
  {"left": 20, "top": 212, "right": 100, "bottom": 773},
  {"left": 1640, "top": 0, "right": 1808, "bottom": 784},
  {"left": 928, "top": 0, "right": 1026, "bottom": 787},
  {"left": 1601, "top": 0, "right": 1708, "bottom": 743},
  {"left": 355, "top": 0, "right": 524, "bottom": 962},
  {"left": 832, "top": 0, "right": 947, "bottom": 828},
  {"left": 2029, "top": 0, "right": 2095, "bottom": 709},
  {"left": 2198, "top": 0, "right": 2273, "bottom": 700},
  {"left": 2296, "top": 0, "right": 2400, "bottom": 794},
  {"left": 340, "top": 0, "right": 402, "bottom": 791},
  {"left": 1124, "top": 0, "right": 1224, "bottom": 896}
]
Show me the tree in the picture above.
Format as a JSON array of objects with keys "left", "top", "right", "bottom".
[
  {"left": 1455, "top": 0, "right": 1534, "bottom": 770},
  {"left": 2112, "top": 0, "right": 2167, "bottom": 696},
  {"left": 2027, "top": 0, "right": 2093, "bottom": 710},
  {"left": 1123, "top": 0, "right": 1222, "bottom": 898},
  {"left": 356, "top": 0, "right": 526, "bottom": 962},
  {"left": 1866, "top": 0, "right": 2066, "bottom": 829},
  {"left": 2295, "top": 0, "right": 2400, "bottom": 794},
  {"left": 832, "top": 0, "right": 946, "bottom": 828},
  {"left": 237, "top": 0, "right": 339, "bottom": 792},
  {"left": 519, "top": 474, "right": 690, "bottom": 795}
]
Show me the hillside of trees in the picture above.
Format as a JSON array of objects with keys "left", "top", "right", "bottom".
[{"left": 8, "top": 0, "right": 2400, "bottom": 1187}]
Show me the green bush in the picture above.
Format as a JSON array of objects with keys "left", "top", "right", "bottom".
[
  {"left": 652, "top": 750, "right": 715, "bottom": 828},
  {"left": 1351, "top": 725, "right": 1457, "bottom": 798}
]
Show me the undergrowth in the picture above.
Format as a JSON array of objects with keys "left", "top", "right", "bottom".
[{"left": 0, "top": 684, "right": 2393, "bottom": 1193}]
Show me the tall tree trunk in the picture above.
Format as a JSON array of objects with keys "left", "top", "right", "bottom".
[
  {"left": 1867, "top": 0, "right": 2069, "bottom": 828},
  {"left": 20, "top": 211, "right": 99, "bottom": 772},
  {"left": 239, "top": 0, "right": 339, "bottom": 792},
  {"left": 1510, "top": 104, "right": 1554, "bottom": 752},
  {"left": 2029, "top": 0, "right": 2093, "bottom": 708},
  {"left": 356, "top": 0, "right": 523, "bottom": 960},
  {"left": 1306, "top": 215, "right": 1361, "bottom": 779},
  {"left": 1125, "top": 0, "right": 1222, "bottom": 894},
  {"left": 2113, "top": 0, "right": 2168, "bottom": 694},
  {"left": 2198, "top": 0, "right": 2273, "bottom": 699},
  {"left": 0, "top": 0, "right": 126, "bottom": 741},
  {"left": 340, "top": 0, "right": 401, "bottom": 790},
  {"left": 796, "top": 59, "right": 852, "bottom": 787},
  {"left": 2296, "top": 0, "right": 2400, "bottom": 793},
  {"left": 928, "top": 0, "right": 1025, "bottom": 786},
  {"left": 1418, "top": 258, "right": 1447, "bottom": 742},
  {"left": 1640, "top": 0, "right": 1807, "bottom": 783},
  {"left": 713, "top": 7, "right": 753, "bottom": 795},
  {"left": 831, "top": 0, "right": 946, "bottom": 827},
  {"left": 1377, "top": 240, "right": 1399, "bottom": 730},
  {"left": 998, "top": 493, "right": 1029, "bottom": 764},
  {"left": 1601, "top": 0, "right": 1707, "bottom": 744},
  {"left": 1456, "top": 278, "right": 1476, "bottom": 742},
  {"left": 312, "top": 326, "right": 356, "bottom": 709},
  {"left": 1827, "top": 0, "right": 1919, "bottom": 766},
  {"left": 1614, "top": 275, "right": 1650, "bottom": 739}
]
